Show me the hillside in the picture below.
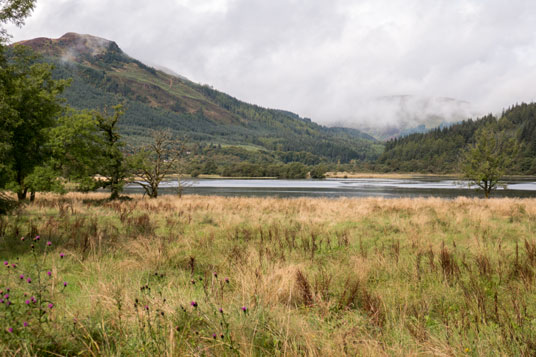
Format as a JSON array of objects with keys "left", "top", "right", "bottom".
[
  {"left": 377, "top": 103, "right": 536, "bottom": 174},
  {"left": 15, "top": 33, "right": 381, "bottom": 166}
]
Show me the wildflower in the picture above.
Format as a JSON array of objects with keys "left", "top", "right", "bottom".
[
  {"left": 11, "top": 264, "right": 16, "bottom": 268},
  {"left": 6, "top": 301, "right": 11, "bottom": 306},
  {"left": 31, "top": 297, "right": 36, "bottom": 303},
  {"left": 220, "top": 333, "right": 224, "bottom": 339},
  {"left": 225, "top": 277, "right": 230, "bottom": 283},
  {"left": 7, "top": 327, "right": 13, "bottom": 333},
  {"left": 19, "top": 274, "right": 24, "bottom": 280},
  {"left": 241, "top": 306, "right": 247, "bottom": 313},
  {"left": 213, "top": 272, "right": 218, "bottom": 278},
  {"left": 27, "top": 278, "right": 32, "bottom": 284},
  {"left": 144, "top": 305, "right": 149, "bottom": 311},
  {"left": 212, "top": 333, "right": 217, "bottom": 339},
  {"left": 23, "top": 322, "right": 28, "bottom": 327},
  {"left": 25, "top": 300, "right": 30, "bottom": 305},
  {"left": 63, "top": 282, "right": 67, "bottom": 287},
  {"left": 48, "top": 303, "right": 54, "bottom": 309},
  {"left": 4, "top": 294, "right": 9, "bottom": 299},
  {"left": 0, "top": 299, "right": 4, "bottom": 303},
  {"left": 60, "top": 253, "right": 65, "bottom": 258},
  {"left": 190, "top": 301, "right": 198, "bottom": 308},
  {"left": 219, "top": 308, "right": 223, "bottom": 313},
  {"left": 47, "top": 271, "right": 52, "bottom": 277},
  {"left": 20, "top": 237, "right": 25, "bottom": 241},
  {"left": 47, "top": 241, "right": 52, "bottom": 246},
  {"left": 190, "top": 279, "right": 196, "bottom": 285},
  {"left": 31, "top": 244, "right": 34, "bottom": 249},
  {"left": 35, "top": 235, "right": 40, "bottom": 241},
  {"left": 3, "top": 261, "right": 7, "bottom": 266}
]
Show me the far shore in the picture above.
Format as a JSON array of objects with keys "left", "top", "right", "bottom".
[{"left": 130, "top": 172, "right": 536, "bottom": 181}]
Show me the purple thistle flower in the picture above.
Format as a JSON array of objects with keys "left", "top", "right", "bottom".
[
  {"left": 190, "top": 301, "right": 198, "bottom": 308},
  {"left": 60, "top": 253, "right": 65, "bottom": 259},
  {"left": 47, "top": 241, "right": 52, "bottom": 246},
  {"left": 241, "top": 306, "right": 247, "bottom": 313},
  {"left": 0, "top": 299, "right": 4, "bottom": 303},
  {"left": 3, "top": 261, "right": 7, "bottom": 266},
  {"left": 19, "top": 274, "right": 24, "bottom": 280},
  {"left": 27, "top": 278, "right": 31, "bottom": 284},
  {"left": 213, "top": 272, "right": 218, "bottom": 278},
  {"left": 20, "top": 237, "right": 25, "bottom": 241},
  {"left": 225, "top": 277, "right": 230, "bottom": 283},
  {"left": 47, "top": 271, "right": 52, "bottom": 277},
  {"left": 7, "top": 327, "right": 13, "bottom": 333},
  {"left": 219, "top": 308, "right": 223, "bottom": 313},
  {"left": 11, "top": 264, "right": 16, "bottom": 268},
  {"left": 35, "top": 235, "right": 40, "bottom": 241},
  {"left": 6, "top": 301, "right": 11, "bottom": 306},
  {"left": 212, "top": 333, "right": 217, "bottom": 339},
  {"left": 25, "top": 300, "right": 30, "bottom": 305},
  {"left": 4, "top": 294, "right": 9, "bottom": 299},
  {"left": 31, "top": 296, "right": 36, "bottom": 303},
  {"left": 23, "top": 322, "right": 28, "bottom": 327},
  {"left": 144, "top": 305, "right": 149, "bottom": 310},
  {"left": 48, "top": 303, "right": 54, "bottom": 309},
  {"left": 63, "top": 282, "right": 67, "bottom": 287}
]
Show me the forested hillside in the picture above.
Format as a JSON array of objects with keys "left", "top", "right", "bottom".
[
  {"left": 378, "top": 103, "right": 536, "bottom": 174},
  {"left": 15, "top": 33, "right": 381, "bottom": 168}
]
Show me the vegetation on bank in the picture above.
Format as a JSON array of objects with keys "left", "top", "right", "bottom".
[{"left": 1, "top": 194, "right": 536, "bottom": 355}]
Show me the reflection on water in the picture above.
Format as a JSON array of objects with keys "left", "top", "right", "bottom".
[{"left": 123, "top": 177, "right": 536, "bottom": 199}]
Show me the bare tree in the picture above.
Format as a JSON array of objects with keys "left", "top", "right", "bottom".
[{"left": 132, "top": 130, "right": 183, "bottom": 198}]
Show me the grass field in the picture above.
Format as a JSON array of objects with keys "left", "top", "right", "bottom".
[{"left": 1, "top": 194, "right": 536, "bottom": 356}]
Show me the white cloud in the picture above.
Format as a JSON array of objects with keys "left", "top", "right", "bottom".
[{"left": 6, "top": 0, "right": 536, "bottom": 129}]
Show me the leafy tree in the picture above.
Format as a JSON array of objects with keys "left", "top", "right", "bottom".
[
  {"left": 0, "top": 0, "right": 35, "bottom": 41},
  {"left": 131, "top": 130, "right": 183, "bottom": 198},
  {"left": 0, "top": 45, "right": 68, "bottom": 200},
  {"left": 309, "top": 165, "right": 328, "bottom": 179},
  {"left": 460, "top": 126, "right": 518, "bottom": 198},
  {"left": 47, "top": 109, "right": 104, "bottom": 191},
  {"left": 93, "top": 105, "right": 131, "bottom": 200}
]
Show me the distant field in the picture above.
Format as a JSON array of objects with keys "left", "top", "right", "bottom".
[{"left": 1, "top": 194, "right": 535, "bottom": 355}]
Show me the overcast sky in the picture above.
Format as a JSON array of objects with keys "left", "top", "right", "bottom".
[{"left": 6, "top": 0, "right": 536, "bottom": 128}]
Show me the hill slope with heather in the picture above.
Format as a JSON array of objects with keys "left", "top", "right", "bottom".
[{"left": 15, "top": 33, "right": 381, "bottom": 166}]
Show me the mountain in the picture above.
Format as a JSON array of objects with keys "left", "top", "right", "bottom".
[
  {"left": 377, "top": 103, "right": 536, "bottom": 174},
  {"left": 15, "top": 33, "right": 381, "bottom": 165}
]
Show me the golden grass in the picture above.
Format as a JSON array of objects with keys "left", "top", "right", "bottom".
[{"left": 1, "top": 193, "right": 536, "bottom": 355}]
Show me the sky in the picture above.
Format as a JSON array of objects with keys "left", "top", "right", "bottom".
[{"left": 6, "top": 0, "right": 536, "bottom": 130}]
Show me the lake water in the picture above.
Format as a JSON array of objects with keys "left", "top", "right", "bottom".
[{"left": 123, "top": 177, "right": 536, "bottom": 199}]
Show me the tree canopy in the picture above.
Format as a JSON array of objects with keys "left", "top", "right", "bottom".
[{"left": 460, "top": 126, "right": 518, "bottom": 198}]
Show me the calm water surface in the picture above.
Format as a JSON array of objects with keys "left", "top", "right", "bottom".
[{"left": 124, "top": 177, "right": 536, "bottom": 199}]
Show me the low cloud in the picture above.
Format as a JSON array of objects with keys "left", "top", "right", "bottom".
[{"left": 7, "top": 0, "right": 536, "bottom": 131}]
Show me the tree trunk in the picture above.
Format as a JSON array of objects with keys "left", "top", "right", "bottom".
[
  {"left": 30, "top": 191, "right": 35, "bottom": 202},
  {"left": 17, "top": 188, "right": 28, "bottom": 201}
]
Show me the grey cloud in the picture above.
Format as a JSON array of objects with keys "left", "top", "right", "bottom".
[{"left": 7, "top": 0, "right": 536, "bottom": 131}]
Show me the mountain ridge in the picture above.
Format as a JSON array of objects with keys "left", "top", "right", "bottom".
[{"left": 15, "top": 32, "right": 382, "bottom": 164}]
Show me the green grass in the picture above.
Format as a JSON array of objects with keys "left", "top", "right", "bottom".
[{"left": 1, "top": 194, "right": 536, "bottom": 355}]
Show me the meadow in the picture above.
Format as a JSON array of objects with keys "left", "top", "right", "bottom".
[{"left": 1, "top": 193, "right": 535, "bottom": 356}]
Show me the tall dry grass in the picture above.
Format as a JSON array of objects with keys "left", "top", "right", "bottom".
[{"left": 0, "top": 193, "right": 535, "bottom": 355}]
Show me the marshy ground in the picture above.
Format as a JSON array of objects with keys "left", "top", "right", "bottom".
[{"left": 1, "top": 194, "right": 535, "bottom": 356}]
